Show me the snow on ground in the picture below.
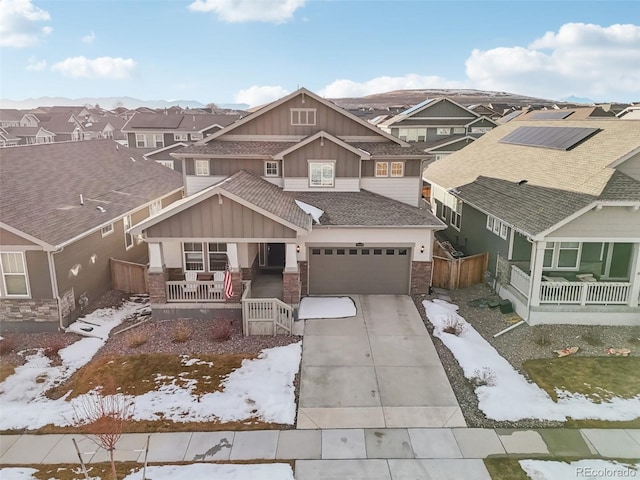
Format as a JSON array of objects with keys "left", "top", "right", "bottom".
[
  {"left": 423, "top": 299, "right": 640, "bottom": 422},
  {"left": 0, "top": 464, "right": 295, "bottom": 480},
  {"left": 295, "top": 199, "right": 324, "bottom": 224},
  {"left": 298, "top": 296, "right": 356, "bottom": 319},
  {"left": 128, "top": 342, "right": 301, "bottom": 424},
  {"left": 520, "top": 459, "right": 640, "bottom": 480},
  {"left": 0, "top": 297, "right": 302, "bottom": 429},
  {"left": 0, "top": 301, "right": 142, "bottom": 430}
]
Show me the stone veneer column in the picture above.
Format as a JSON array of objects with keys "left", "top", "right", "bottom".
[
  {"left": 148, "top": 268, "right": 168, "bottom": 304},
  {"left": 411, "top": 261, "right": 432, "bottom": 295},
  {"left": 283, "top": 271, "right": 301, "bottom": 305}
]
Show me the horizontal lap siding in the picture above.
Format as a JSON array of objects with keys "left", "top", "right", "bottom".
[
  {"left": 146, "top": 196, "right": 297, "bottom": 239},
  {"left": 361, "top": 159, "right": 421, "bottom": 176}
]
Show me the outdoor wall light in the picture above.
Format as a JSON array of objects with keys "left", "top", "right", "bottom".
[
  {"left": 296, "top": 245, "right": 300, "bottom": 253},
  {"left": 420, "top": 245, "right": 425, "bottom": 253}
]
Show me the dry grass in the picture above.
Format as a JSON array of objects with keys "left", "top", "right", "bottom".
[
  {"left": 0, "top": 363, "right": 16, "bottom": 383},
  {"left": 125, "top": 331, "right": 148, "bottom": 348},
  {"left": 484, "top": 458, "right": 529, "bottom": 480},
  {"left": 523, "top": 356, "right": 640, "bottom": 403},
  {"left": 48, "top": 353, "right": 254, "bottom": 400},
  {"left": 7, "top": 460, "right": 296, "bottom": 480},
  {"left": 0, "top": 336, "right": 16, "bottom": 356}
]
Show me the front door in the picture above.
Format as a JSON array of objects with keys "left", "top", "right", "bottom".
[{"left": 267, "top": 243, "right": 285, "bottom": 268}]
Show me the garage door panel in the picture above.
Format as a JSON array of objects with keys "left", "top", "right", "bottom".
[{"left": 308, "top": 247, "right": 410, "bottom": 294}]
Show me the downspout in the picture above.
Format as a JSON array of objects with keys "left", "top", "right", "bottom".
[{"left": 47, "top": 247, "right": 64, "bottom": 331}]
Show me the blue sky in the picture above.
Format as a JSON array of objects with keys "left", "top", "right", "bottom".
[{"left": 1, "top": 0, "right": 639, "bottom": 107}]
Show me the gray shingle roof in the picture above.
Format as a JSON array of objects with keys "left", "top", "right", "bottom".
[
  {"left": 287, "top": 191, "right": 443, "bottom": 227},
  {"left": 0, "top": 140, "right": 183, "bottom": 246},
  {"left": 218, "top": 171, "right": 312, "bottom": 230},
  {"left": 348, "top": 142, "right": 427, "bottom": 157},
  {"left": 175, "top": 141, "right": 297, "bottom": 157},
  {"left": 456, "top": 176, "right": 595, "bottom": 236},
  {"left": 599, "top": 171, "right": 640, "bottom": 201}
]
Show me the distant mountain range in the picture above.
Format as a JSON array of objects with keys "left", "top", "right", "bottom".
[{"left": 0, "top": 96, "right": 249, "bottom": 111}]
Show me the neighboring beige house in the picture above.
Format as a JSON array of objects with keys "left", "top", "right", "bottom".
[
  {"left": 423, "top": 117, "right": 640, "bottom": 325},
  {"left": 130, "top": 88, "right": 444, "bottom": 319},
  {"left": 0, "top": 140, "right": 183, "bottom": 327}
]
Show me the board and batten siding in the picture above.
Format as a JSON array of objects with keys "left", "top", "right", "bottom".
[
  {"left": 146, "top": 196, "right": 297, "bottom": 239},
  {"left": 549, "top": 206, "right": 640, "bottom": 239},
  {"left": 283, "top": 138, "right": 360, "bottom": 177},
  {"left": 26, "top": 251, "right": 53, "bottom": 298},
  {"left": 229, "top": 96, "right": 374, "bottom": 137},
  {"left": 184, "top": 158, "right": 276, "bottom": 177},
  {"left": 360, "top": 177, "right": 421, "bottom": 206}
]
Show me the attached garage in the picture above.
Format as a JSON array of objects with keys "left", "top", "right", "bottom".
[{"left": 308, "top": 246, "right": 411, "bottom": 294}]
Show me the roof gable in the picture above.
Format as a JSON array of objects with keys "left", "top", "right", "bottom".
[{"left": 274, "top": 131, "right": 370, "bottom": 160}]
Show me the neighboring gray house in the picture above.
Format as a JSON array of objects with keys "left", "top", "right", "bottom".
[
  {"left": 122, "top": 112, "right": 243, "bottom": 154},
  {"left": 423, "top": 118, "right": 640, "bottom": 325},
  {"left": 0, "top": 140, "right": 183, "bottom": 328},
  {"left": 378, "top": 97, "right": 498, "bottom": 159},
  {"left": 130, "top": 88, "right": 444, "bottom": 319}
]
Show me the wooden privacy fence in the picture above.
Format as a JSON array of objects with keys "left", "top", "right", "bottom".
[
  {"left": 110, "top": 258, "right": 148, "bottom": 294},
  {"left": 432, "top": 252, "right": 489, "bottom": 290}
]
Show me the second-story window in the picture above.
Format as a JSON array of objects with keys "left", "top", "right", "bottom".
[
  {"left": 375, "top": 162, "right": 388, "bottom": 177},
  {"left": 390, "top": 161, "right": 404, "bottom": 177},
  {"left": 291, "top": 108, "right": 316, "bottom": 126},
  {"left": 309, "top": 161, "right": 334, "bottom": 187},
  {"left": 195, "top": 160, "right": 209, "bottom": 176},
  {"left": 174, "top": 133, "right": 188, "bottom": 141},
  {"left": 437, "top": 128, "right": 451, "bottom": 136},
  {"left": 265, "top": 161, "right": 279, "bottom": 177}
]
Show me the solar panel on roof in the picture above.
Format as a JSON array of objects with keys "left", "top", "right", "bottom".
[
  {"left": 499, "top": 126, "right": 600, "bottom": 150},
  {"left": 528, "top": 110, "right": 574, "bottom": 120},
  {"left": 401, "top": 98, "right": 435, "bottom": 116},
  {"left": 500, "top": 110, "right": 524, "bottom": 122}
]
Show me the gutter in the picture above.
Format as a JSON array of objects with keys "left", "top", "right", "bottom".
[{"left": 46, "top": 247, "right": 64, "bottom": 330}]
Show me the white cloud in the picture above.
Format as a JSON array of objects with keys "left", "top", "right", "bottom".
[
  {"left": 26, "top": 56, "right": 46, "bottom": 71},
  {"left": 81, "top": 31, "right": 95, "bottom": 44},
  {"left": 51, "top": 56, "right": 136, "bottom": 79},
  {"left": 189, "top": 0, "right": 304, "bottom": 23},
  {"left": 235, "top": 85, "right": 290, "bottom": 107},
  {"left": 465, "top": 23, "right": 640, "bottom": 100},
  {"left": 319, "top": 74, "right": 468, "bottom": 98},
  {"left": 0, "top": 0, "right": 52, "bottom": 47}
]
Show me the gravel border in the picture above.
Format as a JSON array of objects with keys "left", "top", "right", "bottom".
[{"left": 412, "top": 283, "right": 640, "bottom": 429}]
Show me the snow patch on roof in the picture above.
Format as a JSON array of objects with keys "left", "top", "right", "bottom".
[{"left": 295, "top": 200, "right": 324, "bottom": 224}]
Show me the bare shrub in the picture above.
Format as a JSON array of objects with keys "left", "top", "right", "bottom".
[
  {"left": 71, "top": 378, "right": 134, "bottom": 480},
  {"left": 172, "top": 321, "right": 192, "bottom": 343},
  {"left": 210, "top": 320, "right": 232, "bottom": 343},
  {"left": 533, "top": 325, "right": 551, "bottom": 346},
  {"left": 0, "top": 336, "right": 15, "bottom": 356},
  {"left": 470, "top": 367, "right": 497, "bottom": 387},
  {"left": 43, "top": 337, "right": 66, "bottom": 361},
  {"left": 441, "top": 315, "right": 467, "bottom": 336},
  {"left": 125, "top": 331, "right": 148, "bottom": 349}
]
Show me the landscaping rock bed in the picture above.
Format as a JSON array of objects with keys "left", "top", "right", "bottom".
[{"left": 413, "top": 283, "right": 640, "bottom": 429}]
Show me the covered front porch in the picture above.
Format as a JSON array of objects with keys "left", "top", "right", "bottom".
[{"left": 497, "top": 238, "right": 640, "bottom": 325}]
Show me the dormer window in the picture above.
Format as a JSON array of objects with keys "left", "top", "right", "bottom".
[
  {"left": 265, "top": 161, "right": 279, "bottom": 177},
  {"left": 309, "top": 161, "right": 334, "bottom": 187},
  {"left": 291, "top": 108, "right": 316, "bottom": 126},
  {"left": 195, "top": 160, "right": 209, "bottom": 176}
]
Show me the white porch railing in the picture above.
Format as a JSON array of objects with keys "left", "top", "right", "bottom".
[
  {"left": 241, "top": 280, "right": 293, "bottom": 336},
  {"left": 539, "top": 281, "right": 631, "bottom": 305},
  {"left": 166, "top": 280, "right": 225, "bottom": 302},
  {"left": 510, "top": 265, "right": 531, "bottom": 298}
]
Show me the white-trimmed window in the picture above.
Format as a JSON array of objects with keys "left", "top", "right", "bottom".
[
  {"left": 154, "top": 134, "right": 163, "bottom": 148},
  {"left": 398, "top": 128, "right": 408, "bottom": 141},
  {"left": 453, "top": 127, "right": 466, "bottom": 134},
  {"left": 190, "top": 132, "right": 203, "bottom": 141},
  {"left": 183, "top": 242, "right": 204, "bottom": 271},
  {"left": 543, "top": 242, "right": 581, "bottom": 270},
  {"left": 195, "top": 159, "right": 209, "bottom": 176},
  {"left": 375, "top": 162, "right": 388, "bottom": 177},
  {"left": 101, "top": 223, "right": 114, "bottom": 237},
  {"left": 265, "top": 161, "right": 279, "bottom": 177},
  {"left": 309, "top": 161, "right": 334, "bottom": 187},
  {"left": 174, "top": 133, "right": 188, "bottom": 141},
  {"left": 208, "top": 243, "right": 228, "bottom": 271},
  {"left": 470, "top": 126, "right": 493, "bottom": 134},
  {"left": 390, "top": 161, "right": 404, "bottom": 177},
  {"left": 149, "top": 199, "right": 162, "bottom": 216},
  {"left": 437, "top": 127, "right": 451, "bottom": 136},
  {"left": 0, "top": 252, "right": 29, "bottom": 296},
  {"left": 486, "top": 214, "right": 508, "bottom": 240},
  {"left": 291, "top": 108, "right": 316, "bottom": 126},
  {"left": 123, "top": 215, "right": 133, "bottom": 250},
  {"left": 439, "top": 204, "right": 449, "bottom": 221},
  {"left": 450, "top": 199, "right": 462, "bottom": 230},
  {"left": 135, "top": 133, "right": 163, "bottom": 148},
  {"left": 135, "top": 133, "right": 146, "bottom": 148},
  {"left": 156, "top": 160, "right": 174, "bottom": 169}
]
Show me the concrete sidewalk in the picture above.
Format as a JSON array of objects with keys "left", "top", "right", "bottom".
[
  {"left": 2, "top": 428, "right": 639, "bottom": 478},
  {"left": 297, "top": 295, "right": 465, "bottom": 430}
]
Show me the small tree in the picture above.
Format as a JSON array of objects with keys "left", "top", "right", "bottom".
[{"left": 72, "top": 379, "right": 134, "bottom": 480}]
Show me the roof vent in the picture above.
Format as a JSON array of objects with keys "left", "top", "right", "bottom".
[
  {"left": 518, "top": 179, "right": 528, "bottom": 186},
  {"left": 96, "top": 206, "right": 106, "bottom": 213},
  {"left": 130, "top": 156, "right": 136, "bottom": 162}
]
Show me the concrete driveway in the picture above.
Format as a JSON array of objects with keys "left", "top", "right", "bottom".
[{"left": 297, "top": 295, "right": 466, "bottom": 429}]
